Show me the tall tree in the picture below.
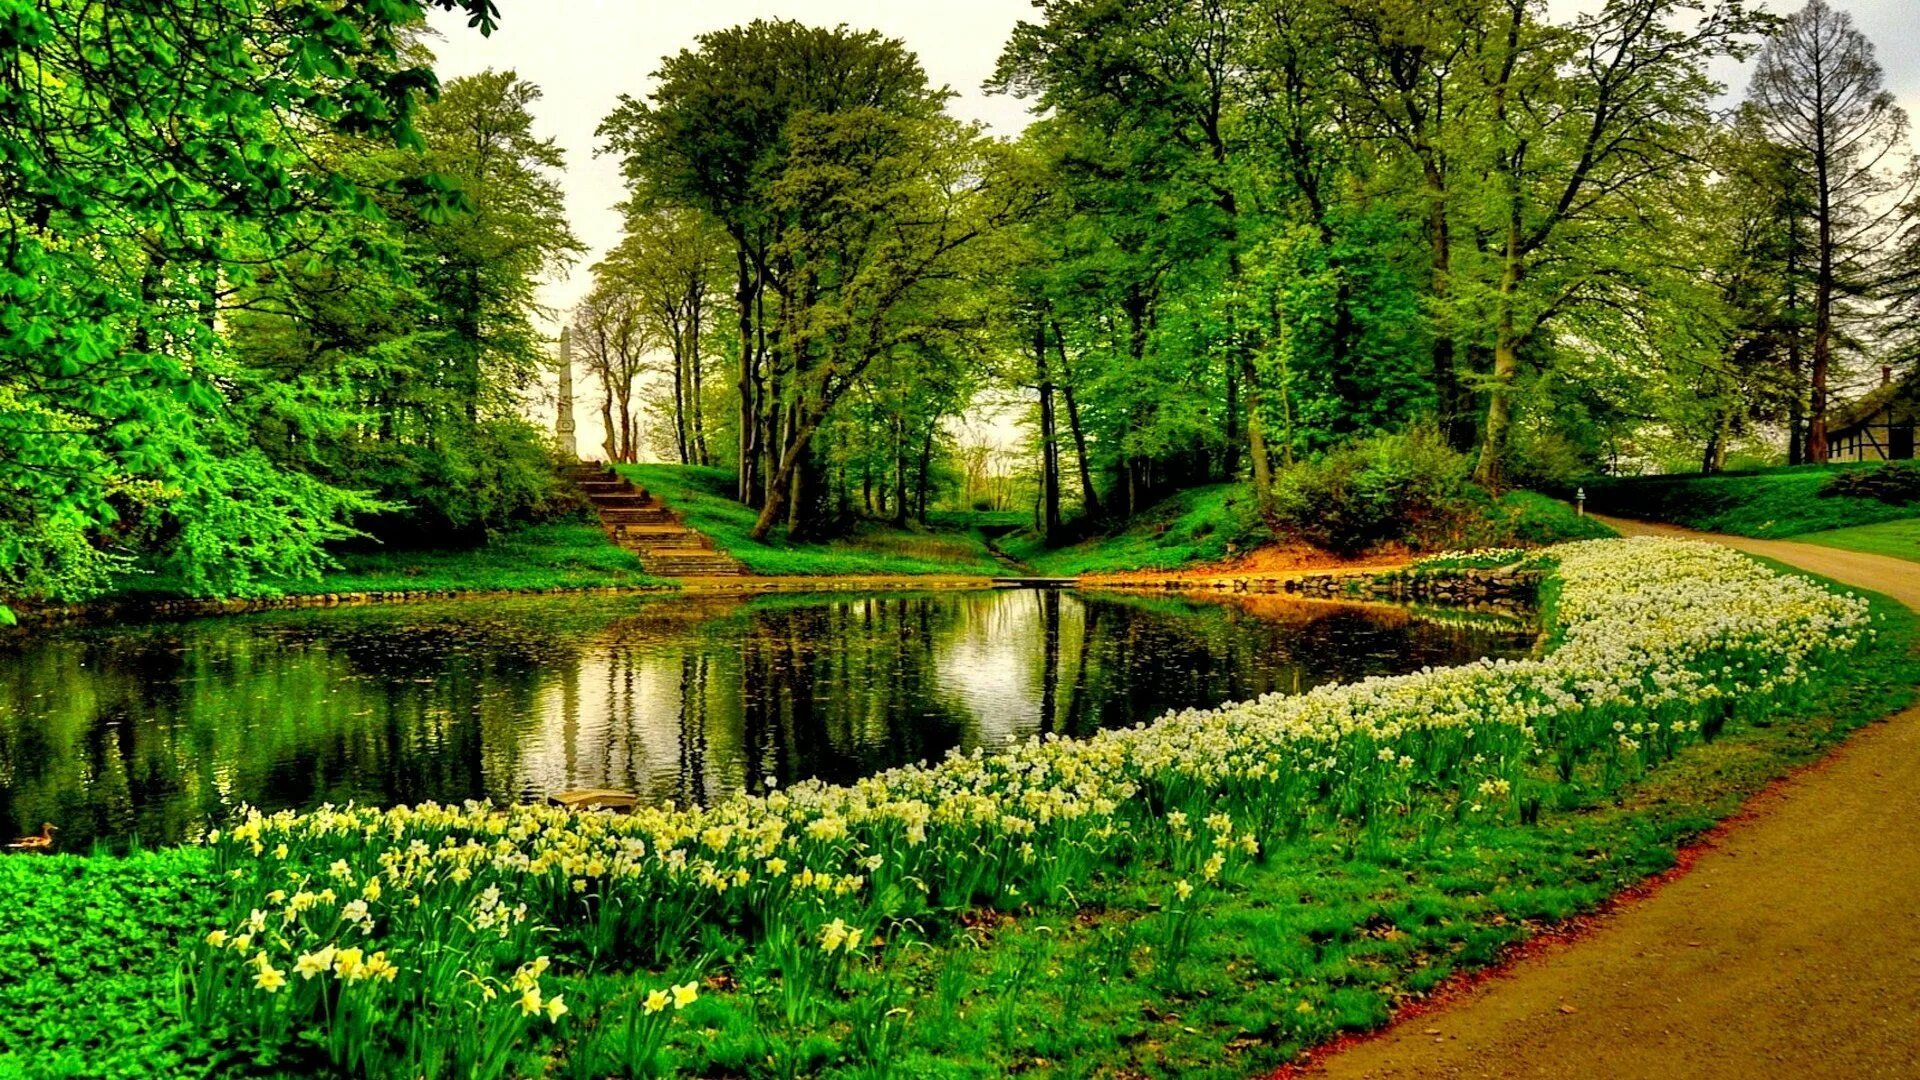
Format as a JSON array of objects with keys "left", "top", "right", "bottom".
[
  {"left": 1464, "top": 0, "right": 1767, "bottom": 487},
  {"left": 596, "top": 209, "right": 731, "bottom": 466},
  {"left": 597, "top": 21, "right": 946, "bottom": 510},
  {"left": 1748, "top": 0, "right": 1914, "bottom": 462}
]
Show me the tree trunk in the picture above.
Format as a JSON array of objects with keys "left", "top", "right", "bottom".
[
  {"left": 734, "top": 246, "right": 759, "bottom": 503},
  {"left": 1474, "top": 167, "right": 1525, "bottom": 492},
  {"left": 1809, "top": 125, "right": 1834, "bottom": 464},
  {"left": 1702, "top": 408, "right": 1730, "bottom": 474},
  {"left": 1244, "top": 359, "right": 1275, "bottom": 518},
  {"left": 891, "top": 411, "right": 909, "bottom": 528},
  {"left": 1428, "top": 185, "right": 1473, "bottom": 451},
  {"left": 689, "top": 291, "right": 709, "bottom": 466},
  {"left": 1223, "top": 346, "right": 1241, "bottom": 480},
  {"left": 1052, "top": 323, "right": 1102, "bottom": 520},
  {"left": 670, "top": 340, "right": 690, "bottom": 465},
  {"left": 750, "top": 413, "right": 826, "bottom": 541},
  {"left": 916, "top": 428, "right": 934, "bottom": 525},
  {"left": 1036, "top": 315, "right": 1062, "bottom": 542}
]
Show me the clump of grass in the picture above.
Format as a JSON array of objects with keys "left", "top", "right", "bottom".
[{"left": 618, "top": 464, "right": 1005, "bottom": 576}]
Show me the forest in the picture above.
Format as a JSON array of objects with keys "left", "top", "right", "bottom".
[{"left": 3, "top": 0, "right": 1918, "bottom": 611}]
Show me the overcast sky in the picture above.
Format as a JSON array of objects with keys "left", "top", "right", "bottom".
[{"left": 424, "top": 0, "right": 1920, "bottom": 450}]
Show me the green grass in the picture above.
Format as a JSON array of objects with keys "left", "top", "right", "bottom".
[
  {"left": 9, "top": 562, "right": 1912, "bottom": 1077},
  {"left": 1793, "top": 517, "right": 1920, "bottom": 562},
  {"left": 619, "top": 463, "right": 1006, "bottom": 576},
  {"left": 1490, "top": 490, "right": 1618, "bottom": 545},
  {"left": 1583, "top": 463, "right": 1920, "bottom": 538},
  {"left": 105, "top": 522, "right": 670, "bottom": 600},
  {"left": 0, "top": 847, "right": 229, "bottom": 1077},
  {"left": 1003, "top": 483, "right": 1268, "bottom": 576}
]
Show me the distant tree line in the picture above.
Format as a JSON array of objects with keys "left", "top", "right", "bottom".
[{"left": 5, "top": 0, "right": 1919, "bottom": 614}]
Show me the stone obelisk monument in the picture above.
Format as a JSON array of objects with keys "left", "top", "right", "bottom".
[{"left": 554, "top": 325, "right": 578, "bottom": 460}]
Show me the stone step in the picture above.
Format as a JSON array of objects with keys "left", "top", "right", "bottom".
[
  {"left": 615, "top": 530, "right": 711, "bottom": 549},
  {"left": 598, "top": 506, "right": 676, "bottom": 524},
  {"left": 643, "top": 555, "right": 747, "bottom": 576},
  {"left": 629, "top": 542, "right": 713, "bottom": 555},
  {"left": 589, "top": 492, "right": 655, "bottom": 509},
  {"left": 579, "top": 480, "right": 633, "bottom": 495},
  {"left": 610, "top": 520, "right": 699, "bottom": 535}
]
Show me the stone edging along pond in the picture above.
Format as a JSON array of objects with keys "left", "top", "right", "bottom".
[
  {"left": 168, "top": 537, "right": 1879, "bottom": 1075},
  {"left": 4, "top": 554, "right": 1533, "bottom": 631},
  {"left": 0, "top": 574, "right": 1006, "bottom": 629}
]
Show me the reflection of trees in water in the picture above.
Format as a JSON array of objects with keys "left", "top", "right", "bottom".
[{"left": 1, "top": 590, "right": 1534, "bottom": 848}]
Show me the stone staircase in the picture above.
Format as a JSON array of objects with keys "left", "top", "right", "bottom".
[{"left": 565, "top": 465, "right": 748, "bottom": 577}]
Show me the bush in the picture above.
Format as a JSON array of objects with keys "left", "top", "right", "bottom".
[
  {"left": 1502, "top": 428, "right": 1594, "bottom": 494},
  {"left": 1821, "top": 461, "right": 1920, "bottom": 505},
  {"left": 1273, "top": 429, "right": 1486, "bottom": 554}
]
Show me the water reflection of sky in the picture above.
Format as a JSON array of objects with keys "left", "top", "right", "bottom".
[{"left": 0, "top": 590, "right": 1534, "bottom": 848}]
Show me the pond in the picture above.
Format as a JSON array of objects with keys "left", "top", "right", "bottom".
[{"left": 0, "top": 589, "right": 1536, "bottom": 849}]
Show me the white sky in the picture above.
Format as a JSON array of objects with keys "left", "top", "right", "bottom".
[{"left": 425, "top": 0, "right": 1920, "bottom": 455}]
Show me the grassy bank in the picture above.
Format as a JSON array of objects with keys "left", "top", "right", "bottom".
[
  {"left": 1007, "top": 486, "right": 1612, "bottom": 577},
  {"left": 97, "top": 523, "right": 670, "bottom": 603},
  {"left": 1583, "top": 463, "right": 1920, "bottom": 538},
  {"left": 3, "top": 541, "right": 1906, "bottom": 1077},
  {"left": 619, "top": 464, "right": 1005, "bottom": 576},
  {"left": 1795, "top": 518, "right": 1920, "bottom": 563}
]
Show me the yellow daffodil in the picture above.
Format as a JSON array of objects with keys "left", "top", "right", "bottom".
[
  {"left": 253, "top": 962, "right": 286, "bottom": 993},
  {"left": 293, "top": 945, "right": 337, "bottom": 981}
]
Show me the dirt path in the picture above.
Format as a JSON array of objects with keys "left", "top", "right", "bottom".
[{"left": 1295, "top": 515, "right": 1920, "bottom": 1079}]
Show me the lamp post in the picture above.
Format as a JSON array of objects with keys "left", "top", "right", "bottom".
[{"left": 1575, "top": 486, "right": 1586, "bottom": 517}]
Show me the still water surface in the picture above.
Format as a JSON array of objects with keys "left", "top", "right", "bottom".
[{"left": 0, "top": 589, "right": 1533, "bottom": 848}]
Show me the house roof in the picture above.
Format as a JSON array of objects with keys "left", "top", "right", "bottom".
[{"left": 1830, "top": 370, "right": 1918, "bottom": 434}]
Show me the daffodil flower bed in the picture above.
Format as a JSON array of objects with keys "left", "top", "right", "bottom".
[{"left": 185, "top": 538, "right": 1875, "bottom": 1076}]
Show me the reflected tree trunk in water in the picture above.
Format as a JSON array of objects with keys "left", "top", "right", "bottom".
[
  {"left": 676, "top": 653, "right": 709, "bottom": 807},
  {"left": 1039, "top": 590, "right": 1061, "bottom": 734},
  {"left": 1061, "top": 600, "right": 1101, "bottom": 737}
]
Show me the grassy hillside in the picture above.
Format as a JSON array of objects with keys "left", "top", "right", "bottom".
[
  {"left": 618, "top": 464, "right": 1006, "bottom": 576},
  {"left": 106, "top": 523, "right": 667, "bottom": 601},
  {"left": 1000, "top": 486, "right": 1609, "bottom": 577},
  {"left": 1003, "top": 483, "right": 1267, "bottom": 576},
  {"left": 1583, "top": 464, "right": 1920, "bottom": 538}
]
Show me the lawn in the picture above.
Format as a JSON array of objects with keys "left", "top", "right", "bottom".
[
  {"left": 106, "top": 522, "right": 670, "bottom": 600},
  {"left": 1794, "top": 517, "right": 1920, "bottom": 562},
  {"left": 4, "top": 541, "right": 1905, "bottom": 1078},
  {"left": 1582, "top": 463, "right": 1920, "bottom": 538},
  {"left": 618, "top": 463, "right": 1007, "bottom": 576},
  {"left": 1003, "top": 482, "right": 1269, "bottom": 576}
]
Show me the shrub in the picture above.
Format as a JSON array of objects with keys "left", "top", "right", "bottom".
[
  {"left": 1272, "top": 429, "right": 1485, "bottom": 554},
  {"left": 1502, "top": 428, "right": 1594, "bottom": 494},
  {"left": 1820, "top": 461, "right": 1920, "bottom": 505}
]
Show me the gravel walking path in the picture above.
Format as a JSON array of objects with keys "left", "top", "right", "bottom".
[{"left": 1295, "top": 516, "right": 1920, "bottom": 1079}]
